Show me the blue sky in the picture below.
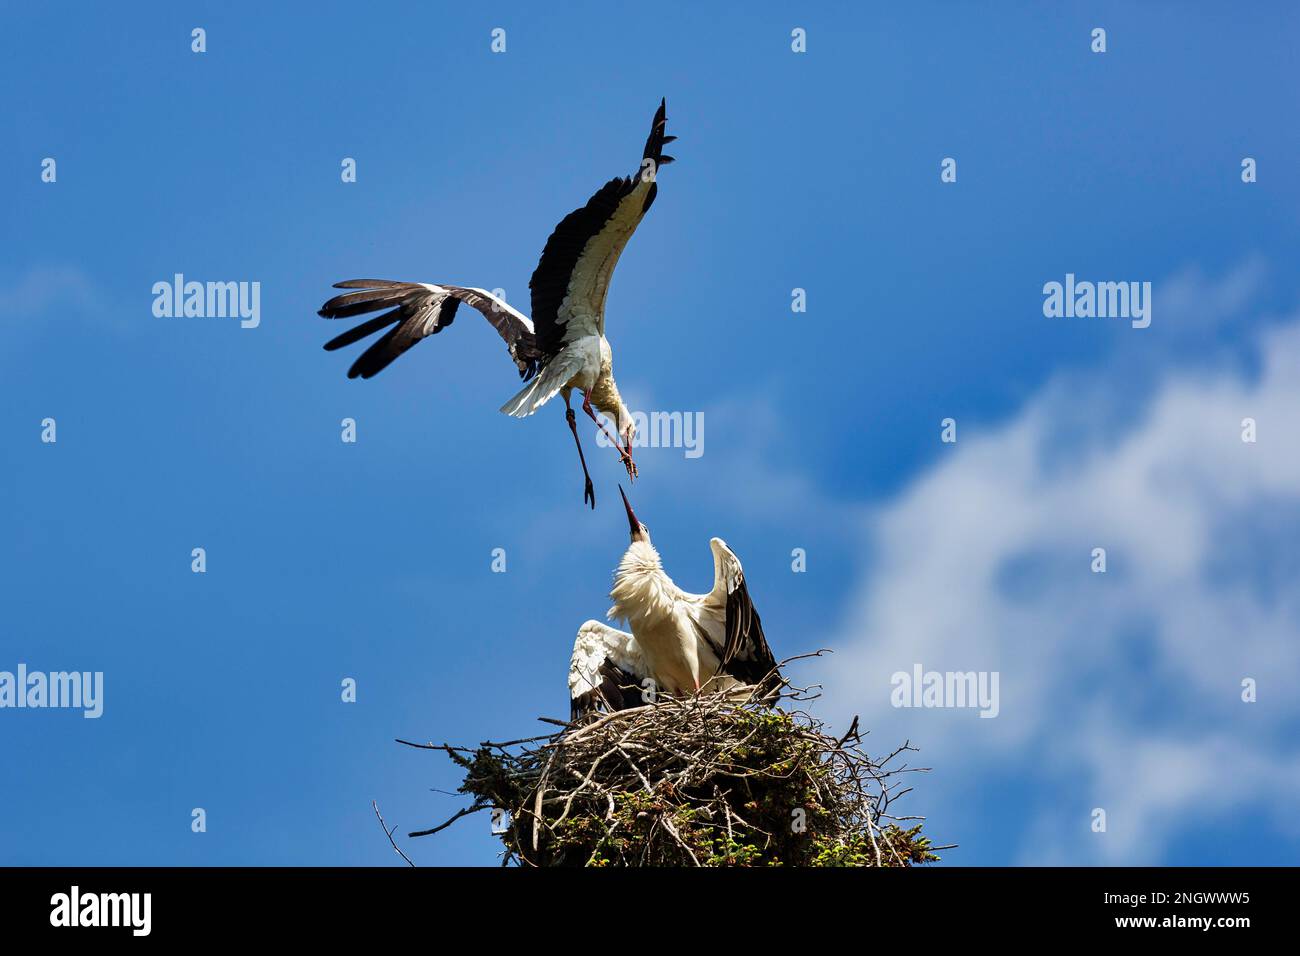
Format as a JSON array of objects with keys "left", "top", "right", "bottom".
[{"left": 3, "top": 2, "right": 1298, "bottom": 865}]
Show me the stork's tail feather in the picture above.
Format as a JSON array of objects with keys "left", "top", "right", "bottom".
[
  {"left": 499, "top": 348, "right": 584, "bottom": 418},
  {"left": 499, "top": 376, "right": 545, "bottom": 418},
  {"left": 500, "top": 373, "right": 564, "bottom": 418}
]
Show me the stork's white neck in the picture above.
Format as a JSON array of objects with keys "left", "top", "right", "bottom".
[{"left": 608, "top": 541, "right": 676, "bottom": 626}]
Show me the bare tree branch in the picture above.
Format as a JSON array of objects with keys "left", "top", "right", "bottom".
[{"left": 371, "top": 800, "right": 416, "bottom": 867}]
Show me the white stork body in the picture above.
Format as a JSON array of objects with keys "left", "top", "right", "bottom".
[
  {"left": 498, "top": 328, "right": 616, "bottom": 421},
  {"left": 568, "top": 490, "right": 782, "bottom": 720},
  {"left": 317, "top": 100, "right": 675, "bottom": 507},
  {"left": 606, "top": 538, "right": 732, "bottom": 697}
]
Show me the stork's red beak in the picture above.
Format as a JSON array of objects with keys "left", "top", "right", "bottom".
[{"left": 619, "top": 485, "right": 639, "bottom": 537}]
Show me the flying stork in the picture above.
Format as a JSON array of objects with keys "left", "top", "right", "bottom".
[
  {"left": 317, "top": 100, "right": 676, "bottom": 508},
  {"left": 568, "top": 488, "right": 783, "bottom": 720}
]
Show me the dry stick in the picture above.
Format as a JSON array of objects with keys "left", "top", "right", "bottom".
[
  {"left": 372, "top": 800, "right": 416, "bottom": 867},
  {"left": 836, "top": 715, "right": 862, "bottom": 748},
  {"left": 659, "top": 814, "right": 701, "bottom": 867},
  {"left": 480, "top": 732, "right": 559, "bottom": 749},
  {"left": 409, "top": 803, "right": 487, "bottom": 838},
  {"left": 554, "top": 745, "right": 620, "bottom": 828},
  {"left": 395, "top": 738, "right": 471, "bottom": 752},
  {"left": 531, "top": 746, "right": 561, "bottom": 855},
  {"left": 716, "top": 785, "right": 735, "bottom": 849},
  {"left": 553, "top": 703, "right": 656, "bottom": 744},
  {"left": 864, "top": 811, "right": 885, "bottom": 866},
  {"left": 617, "top": 745, "right": 656, "bottom": 794},
  {"left": 586, "top": 819, "right": 623, "bottom": 866}
]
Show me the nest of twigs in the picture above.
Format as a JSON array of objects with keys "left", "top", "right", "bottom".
[{"left": 394, "top": 659, "right": 947, "bottom": 867}]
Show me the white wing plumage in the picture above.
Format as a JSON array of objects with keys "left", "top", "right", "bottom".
[
  {"left": 556, "top": 177, "right": 656, "bottom": 344},
  {"left": 568, "top": 620, "right": 651, "bottom": 721}
]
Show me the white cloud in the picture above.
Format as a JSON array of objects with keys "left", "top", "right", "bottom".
[
  {"left": 9, "top": 264, "right": 101, "bottom": 315},
  {"left": 818, "top": 272, "right": 1300, "bottom": 864},
  {"left": 4, "top": 264, "right": 129, "bottom": 350}
]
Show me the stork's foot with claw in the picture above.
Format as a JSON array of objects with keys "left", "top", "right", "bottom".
[
  {"left": 565, "top": 405, "right": 597, "bottom": 510},
  {"left": 581, "top": 390, "right": 637, "bottom": 483}
]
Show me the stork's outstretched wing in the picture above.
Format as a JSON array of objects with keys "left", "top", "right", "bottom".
[
  {"left": 529, "top": 98, "right": 674, "bottom": 358},
  {"left": 708, "top": 538, "right": 782, "bottom": 701},
  {"left": 568, "top": 620, "right": 652, "bottom": 722},
  {"left": 318, "top": 281, "right": 540, "bottom": 381}
]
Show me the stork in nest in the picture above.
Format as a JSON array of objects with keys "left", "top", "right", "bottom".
[{"left": 569, "top": 488, "right": 784, "bottom": 720}]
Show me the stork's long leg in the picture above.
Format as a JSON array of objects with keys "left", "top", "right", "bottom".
[
  {"left": 581, "top": 391, "right": 638, "bottom": 480},
  {"left": 564, "top": 395, "right": 596, "bottom": 509}
]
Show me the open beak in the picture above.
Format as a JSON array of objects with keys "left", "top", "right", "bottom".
[{"left": 619, "top": 485, "right": 639, "bottom": 537}]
